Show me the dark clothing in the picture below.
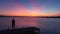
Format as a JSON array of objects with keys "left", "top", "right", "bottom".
[
  {"left": 12, "top": 19, "right": 15, "bottom": 30},
  {"left": 12, "top": 19, "right": 15, "bottom": 27}
]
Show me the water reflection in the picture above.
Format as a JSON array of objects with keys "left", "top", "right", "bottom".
[
  {"left": 15, "top": 17, "right": 40, "bottom": 28},
  {"left": 0, "top": 17, "right": 60, "bottom": 32}
]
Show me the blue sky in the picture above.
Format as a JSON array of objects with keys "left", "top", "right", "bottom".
[{"left": 0, "top": 0, "right": 60, "bottom": 16}]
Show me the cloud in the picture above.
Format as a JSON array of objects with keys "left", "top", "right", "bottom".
[{"left": 53, "top": 13, "right": 60, "bottom": 16}]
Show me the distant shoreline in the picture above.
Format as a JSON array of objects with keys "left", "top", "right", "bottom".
[{"left": 0, "top": 16, "right": 60, "bottom": 18}]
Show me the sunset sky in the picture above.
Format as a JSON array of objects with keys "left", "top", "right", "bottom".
[{"left": 0, "top": 0, "right": 60, "bottom": 16}]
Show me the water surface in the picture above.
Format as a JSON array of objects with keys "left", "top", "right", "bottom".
[{"left": 0, "top": 17, "right": 60, "bottom": 34}]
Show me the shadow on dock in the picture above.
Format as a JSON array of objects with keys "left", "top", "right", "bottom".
[{"left": 0, "top": 27, "right": 40, "bottom": 34}]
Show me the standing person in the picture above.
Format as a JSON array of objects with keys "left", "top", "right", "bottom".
[{"left": 12, "top": 18, "right": 15, "bottom": 30}]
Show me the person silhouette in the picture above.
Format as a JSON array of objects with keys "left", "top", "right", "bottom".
[{"left": 12, "top": 18, "right": 15, "bottom": 30}]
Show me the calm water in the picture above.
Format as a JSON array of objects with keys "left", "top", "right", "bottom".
[{"left": 0, "top": 17, "right": 60, "bottom": 34}]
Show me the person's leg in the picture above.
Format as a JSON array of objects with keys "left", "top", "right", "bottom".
[{"left": 14, "top": 25, "right": 15, "bottom": 30}]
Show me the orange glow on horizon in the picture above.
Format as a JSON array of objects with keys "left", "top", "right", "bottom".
[
  {"left": 5, "top": 11, "right": 60, "bottom": 16},
  {"left": 0, "top": 1, "right": 60, "bottom": 16}
]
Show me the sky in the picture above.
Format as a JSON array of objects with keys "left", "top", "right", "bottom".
[{"left": 0, "top": 0, "right": 60, "bottom": 16}]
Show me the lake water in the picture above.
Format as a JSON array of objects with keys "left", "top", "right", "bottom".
[{"left": 0, "top": 17, "right": 60, "bottom": 34}]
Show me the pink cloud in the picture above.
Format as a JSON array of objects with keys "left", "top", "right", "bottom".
[
  {"left": 54, "top": 13, "right": 60, "bottom": 16},
  {"left": 28, "top": 0, "right": 50, "bottom": 12},
  {"left": 28, "top": 0, "right": 40, "bottom": 12},
  {"left": 12, "top": 1, "right": 31, "bottom": 13}
]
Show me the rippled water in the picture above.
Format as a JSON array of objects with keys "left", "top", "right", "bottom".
[{"left": 0, "top": 17, "right": 60, "bottom": 34}]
